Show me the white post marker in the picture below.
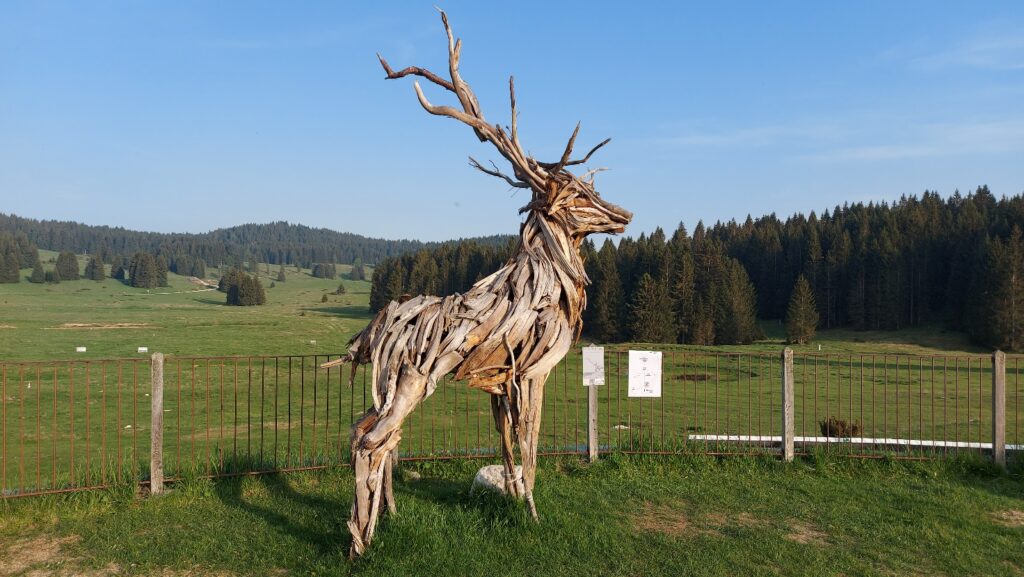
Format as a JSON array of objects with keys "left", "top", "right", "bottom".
[
  {"left": 582, "top": 346, "right": 604, "bottom": 462},
  {"left": 628, "top": 350, "right": 662, "bottom": 397},
  {"left": 582, "top": 346, "right": 605, "bottom": 386},
  {"left": 75, "top": 346, "right": 87, "bottom": 353}
]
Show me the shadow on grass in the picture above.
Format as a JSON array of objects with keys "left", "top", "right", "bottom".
[
  {"left": 213, "top": 472, "right": 350, "bottom": 556},
  {"left": 302, "top": 305, "right": 371, "bottom": 318}
]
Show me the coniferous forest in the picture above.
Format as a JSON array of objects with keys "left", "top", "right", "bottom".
[{"left": 370, "top": 187, "right": 1024, "bottom": 350}]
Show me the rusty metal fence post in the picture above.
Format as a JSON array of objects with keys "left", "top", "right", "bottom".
[
  {"left": 993, "top": 350, "right": 1006, "bottom": 467},
  {"left": 150, "top": 352, "right": 165, "bottom": 495},
  {"left": 782, "top": 348, "right": 795, "bottom": 462}
]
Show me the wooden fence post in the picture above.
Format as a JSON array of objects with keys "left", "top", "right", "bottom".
[
  {"left": 993, "top": 350, "right": 1006, "bottom": 468},
  {"left": 588, "top": 384, "right": 599, "bottom": 462},
  {"left": 781, "top": 348, "right": 795, "bottom": 462},
  {"left": 150, "top": 352, "right": 165, "bottom": 495}
]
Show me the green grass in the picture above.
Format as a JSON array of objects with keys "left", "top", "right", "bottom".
[
  {"left": 0, "top": 454, "right": 1021, "bottom": 576},
  {"left": 0, "top": 255, "right": 373, "bottom": 361}
]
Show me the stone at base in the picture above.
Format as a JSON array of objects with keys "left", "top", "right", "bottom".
[{"left": 471, "top": 464, "right": 524, "bottom": 496}]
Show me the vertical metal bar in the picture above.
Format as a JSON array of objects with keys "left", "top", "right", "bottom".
[
  {"left": 325, "top": 357, "right": 334, "bottom": 461},
  {"left": 36, "top": 365, "right": 43, "bottom": 489},
  {"left": 715, "top": 355, "right": 720, "bottom": 444},
  {"left": 115, "top": 363, "right": 121, "bottom": 484},
  {"left": 100, "top": 363, "right": 106, "bottom": 484},
  {"left": 299, "top": 356, "right": 305, "bottom": 466},
  {"left": 952, "top": 356, "right": 959, "bottom": 453},
  {"left": 233, "top": 359, "right": 239, "bottom": 471},
  {"left": 769, "top": 354, "right": 774, "bottom": 439},
  {"left": 83, "top": 363, "right": 89, "bottom": 487},
  {"left": 176, "top": 360, "right": 182, "bottom": 474},
  {"left": 288, "top": 357, "right": 293, "bottom": 467},
  {"left": 69, "top": 362, "right": 75, "bottom": 486},
  {"left": 260, "top": 358, "right": 266, "bottom": 466},
  {"left": 1, "top": 364, "right": 6, "bottom": 495},
  {"left": 859, "top": 355, "right": 865, "bottom": 447},
  {"left": 19, "top": 366, "right": 26, "bottom": 491},
  {"left": 883, "top": 355, "right": 888, "bottom": 444},
  {"left": 313, "top": 356, "right": 319, "bottom": 464},
  {"left": 616, "top": 350, "right": 622, "bottom": 448},
  {"left": 218, "top": 360, "right": 225, "bottom": 472},
  {"left": 190, "top": 361, "right": 196, "bottom": 464},
  {"left": 132, "top": 362, "right": 138, "bottom": 479},
  {"left": 205, "top": 361, "right": 212, "bottom": 468}
]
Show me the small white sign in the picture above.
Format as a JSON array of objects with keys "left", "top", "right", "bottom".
[
  {"left": 309, "top": 340, "right": 317, "bottom": 345},
  {"left": 137, "top": 347, "right": 149, "bottom": 353},
  {"left": 582, "top": 346, "right": 605, "bottom": 386},
  {"left": 75, "top": 346, "right": 87, "bottom": 353},
  {"left": 628, "top": 350, "right": 662, "bottom": 398}
]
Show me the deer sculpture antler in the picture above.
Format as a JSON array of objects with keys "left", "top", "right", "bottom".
[{"left": 331, "top": 9, "right": 631, "bottom": 558}]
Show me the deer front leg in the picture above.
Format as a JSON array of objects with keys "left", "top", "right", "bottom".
[
  {"left": 517, "top": 372, "right": 548, "bottom": 521},
  {"left": 348, "top": 367, "right": 427, "bottom": 558},
  {"left": 490, "top": 394, "right": 523, "bottom": 498}
]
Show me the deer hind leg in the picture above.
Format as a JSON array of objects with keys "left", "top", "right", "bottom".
[
  {"left": 490, "top": 394, "right": 523, "bottom": 498},
  {"left": 517, "top": 372, "right": 548, "bottom": 521},
  {"left": 348, "top": 366, "right": 427, "bottom": 558}
]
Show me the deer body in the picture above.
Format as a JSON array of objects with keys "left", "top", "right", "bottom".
[{"left": 333, "top": 11, "right": 631, "bottom": 558}]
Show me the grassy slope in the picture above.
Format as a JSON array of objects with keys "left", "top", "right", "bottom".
[
  {"left": 0, "top": 454, "right": 1021, "bottom": 576},
  {"left": 0, "top": 255, "right": 373, "bottom": 361}
]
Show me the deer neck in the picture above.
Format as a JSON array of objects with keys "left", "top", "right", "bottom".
[{"left": 512, "top": 211, "right": 588, "bottom": 331}]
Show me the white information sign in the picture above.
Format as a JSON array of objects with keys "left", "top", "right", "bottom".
[
  {"left": 582, "top": 346, "right": 605, "bottom": 386},
  {"left": 75, "top": 346, "right": 87, "bottom": 353},
  {"left": 628, "top": 350, "right": 662, "bottom": 397},
  {"left": 137, "top": 347, "right": 149, "bottom": 353}
]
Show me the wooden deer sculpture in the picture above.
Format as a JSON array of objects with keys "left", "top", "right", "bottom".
[{"left": 324, "top": 10, "right": 631, "bottom": 558}]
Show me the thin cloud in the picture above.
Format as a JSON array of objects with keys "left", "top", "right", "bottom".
[
  {"left": 659, "top": 123, "right": 849, "bottom": 148},
  {"left": 910, "top": 33, "right": 1024, "bottom": 71},
  {"left": 798, "top": 119, "right": 1024, "bottom": 162}
]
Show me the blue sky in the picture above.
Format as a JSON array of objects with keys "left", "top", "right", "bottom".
[{"left": 2, "top": 1, "right": 1022, "bottom": 242}]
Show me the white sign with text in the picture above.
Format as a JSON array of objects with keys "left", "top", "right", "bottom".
[
  {"left": 582, "top": 346, "right": 605, "bottom": 386},
  {"left": 628, "top": 350, "right": 662, "bottom": 397}
]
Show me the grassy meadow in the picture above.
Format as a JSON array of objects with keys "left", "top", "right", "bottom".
[{"left": 0, "top": 252, "right": 373, "bottom": 361}]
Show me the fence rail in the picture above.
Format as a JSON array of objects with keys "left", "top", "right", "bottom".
[{"left": 1, "top": 348, "right": 1021, "bottom": 498}]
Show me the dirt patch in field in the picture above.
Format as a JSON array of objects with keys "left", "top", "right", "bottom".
[
  {"left": 0, "top": 534, "right": 78, "bottom": 576},
  {"left": 0, "top": 324, "right": 15, "bottom": 329},
  {"left": 0, "top": 533, "right": 252, "bottom": 576},
  {"left": 634, "top": 502, "right": 777, "bottom": 538},
  {"left": 49, "top": 323, "right": 152, "bottom": 330},
  {"left": 635, "top": 501, "right": 693, "bottom": 536},
  {"left": 992, "top": 510, "right": 1024, "bottom": 528},
  {"left": 784, "top": 519, "right": 829, "bottom": 545}
]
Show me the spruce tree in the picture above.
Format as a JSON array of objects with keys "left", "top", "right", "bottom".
[
  {"left": 29, "top": 259, "right": 45, "bottom": 283},
  {"left": 84, "top": 254, "right": 105, "bottom": 281},
  {"left": 56, "top": 251, "right": 79, "bottom": 280},
  {"left": 786, "top": 275, "right": 819, "bottom": 344},
  {"left": 628, "top": 273, "right": 676, "bottom": 343}
]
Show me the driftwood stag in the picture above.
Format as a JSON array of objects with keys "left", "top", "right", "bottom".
[{"left": 323, "top": 10, "right": 631, "bottom": 558}]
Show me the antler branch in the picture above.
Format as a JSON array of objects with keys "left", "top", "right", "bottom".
[
  {"left": 469, "top": 157, "right": 530, "bottom": 188},
  {"left": 381, "top": 9, "right": 619, "bottom": 197}
]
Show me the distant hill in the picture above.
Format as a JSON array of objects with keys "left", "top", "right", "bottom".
[{"left": 0, "top": 213, "right": 514, "bottom": 268}]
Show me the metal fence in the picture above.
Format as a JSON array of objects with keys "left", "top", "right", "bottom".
[{"left": 1, "top": 348, "right": 1021, "bottom": 498}]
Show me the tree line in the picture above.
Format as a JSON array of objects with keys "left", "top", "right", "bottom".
[
  {"left": 369, "top": 187, "right": 1024, "bottom": 349},
  {"left": 0, "top": 213, "right": 511, "bottom": 269}
]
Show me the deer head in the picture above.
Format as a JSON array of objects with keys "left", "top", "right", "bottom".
[{"left": 378, "top": 10, "right": 631, "bottom": 242}]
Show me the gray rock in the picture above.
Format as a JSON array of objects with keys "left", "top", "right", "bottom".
[{"left": 471, "top": 464, "right": 523, "bottom": 496}]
